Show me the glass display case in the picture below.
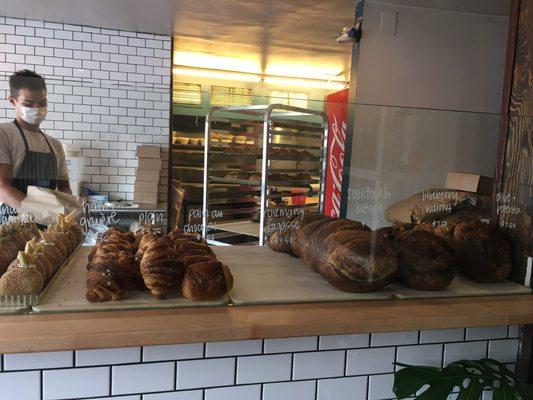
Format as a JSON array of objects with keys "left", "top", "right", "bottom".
[{"left": 0, "top": 79, "right": 530, "bottom": 315}]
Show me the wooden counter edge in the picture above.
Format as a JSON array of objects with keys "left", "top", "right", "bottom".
[{"left": 0, "top": 294, "right": 532, "bottom": 353}]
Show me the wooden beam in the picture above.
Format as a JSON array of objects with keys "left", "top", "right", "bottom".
[{"left": 0, "top": 295, "right": 531, "bottom": 354}]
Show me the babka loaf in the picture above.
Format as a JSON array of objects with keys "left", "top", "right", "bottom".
[{"left": 269, "top": 213, "right": 397, "bottom": 292}]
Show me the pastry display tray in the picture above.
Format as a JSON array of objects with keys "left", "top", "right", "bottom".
[
  {"left": 212, "top": 246, "right": 393, "bottom": 305},
  {"left": 390, "top": 276, "right": 532, "bottom": 300},
  {"left": 32, "top": 246, "right": 229, "bottom": 313},
  {"left": 0, "top": 241, "right": 83, "bottom": 309}
]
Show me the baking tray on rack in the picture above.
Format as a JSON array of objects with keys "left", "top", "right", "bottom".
[
  {"left": 212, "top": 246, "right": 393, "bottom": 305},
  {"left": 32, "top": 246, "right": 229, "bottom": 313},
  {"left": 0, "top": 241, "right": 84, "bottom": 309},
  {"left": 390, "top": 276, "right": 532, "bottom": 299},
  {"left": 209, "top": 176, "right": 315, "bottom": 188}
]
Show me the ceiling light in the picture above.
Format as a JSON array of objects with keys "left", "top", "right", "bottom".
[
  {"left": 173, "top": 67, "right": 262, "bottom": 83},
  {"left": 263, "top": 76, "right": 347, "bottom": 90}
]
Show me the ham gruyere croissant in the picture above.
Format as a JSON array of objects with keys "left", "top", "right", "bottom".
[
  {"left": 0, "top": 251, "right": 44, "bottom": 296},
  {"left": 140, "top": 239, "right": 184, "bottom": 299}
]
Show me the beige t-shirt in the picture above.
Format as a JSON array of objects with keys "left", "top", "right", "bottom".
[{"left": 0, "top": 121, "right": 69, "bottom": 180}]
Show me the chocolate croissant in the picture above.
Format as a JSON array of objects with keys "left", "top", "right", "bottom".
[{"left": 140, "top": 239, "right": 184, "bottom": 299}]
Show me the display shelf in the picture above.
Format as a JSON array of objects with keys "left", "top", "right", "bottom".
[
  {"left": 33, "top": 246, "right": 229, "bottom": 314},
  {"left": 203, "top": 104, "right": 329, "bottom": 245}
]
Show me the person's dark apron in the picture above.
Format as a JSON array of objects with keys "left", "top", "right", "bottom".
[{"left": 0, "top": 119, "right": 57, "bottom": 222}]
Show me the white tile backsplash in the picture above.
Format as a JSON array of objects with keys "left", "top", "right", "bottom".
[
  {"left": 237, "top": 354, "right": 292, "bottom": 384},
  {"left": 419, "top": 328, "right": 465, "bottom": 344},
  {"left": 76, "top": 347, "right": 141, "bottom": 366},
  {"left": 293, "top": 351, "right": 345, "bottom": 380},
  {"left": 264, "top": 336, "right": 318, "bottom": 353},
  {"left": 319, "top": 334, "right": 369, "bottom": 350},
  {"left": 143, "top": 391, "right": 203, "bottom": 400},
  {"left": 177, "top": 358, "right": 235, "bottom": 390},
  {"left": 396, "top": 344, "right": 443, "bottom": 368},
  {"left": 205, "top": 384, "right": 261, "bottom": 400},
  {"left": 4, "top": 350, "right": 73, "bottom": 370},
  {"left": 143, "top": 343, "right": 204, "bottom": 362},
  {"left": 444, "top": 341, "right": 487, "bottom": 365},
  {"left": 368, "top": 373, "right": 395, "bottom": 400},
  {"left": 346, "top": 347, "right": 396, "bottom": 375},
  {"left": 371, "top": 331, "right": 418, "bottom": 347},
  {"left": 263, "top": 380, "right": 316, "bottom": 400},
  {"left": 0, "top": 15, "right": 171, "bottom": 203},
  {"left": 0, "top": 327, "right": 519, "bottom": 400},
  {"left": 317, "top": 376, "right": 367, "bottom": 400},
  {"left": 488, "top": 339, "right": 519, "bottom": 364},
  {"left": 466, "top": 326, "right": 509, "bottom": 341},
  {"left": 43, "top": 366, "right": 109, "bottom": 400},
  {"left": 205, "top": 340, "right": 262, "bottom": 357},
  {"left": 0, "top": 370, "right": 40, "bottom": 400},
  {"left": 112, "top": 362, "right": 174, "bottom": 395}
]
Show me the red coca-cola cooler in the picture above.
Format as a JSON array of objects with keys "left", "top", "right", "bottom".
[{"left": 323, "top": 89, "right": 349, "bottom": 218}]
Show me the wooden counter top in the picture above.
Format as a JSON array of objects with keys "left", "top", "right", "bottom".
[{"left": 0, "top": 294, "right": 532, "bottom": 353}]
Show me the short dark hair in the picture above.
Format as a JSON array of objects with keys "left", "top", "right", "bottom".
[{"left": 9, "top": 69, "right": 47, "bottom": 98}]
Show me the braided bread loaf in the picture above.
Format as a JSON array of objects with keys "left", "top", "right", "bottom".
[{"left": 269, "top": 213, "right": 397, "bottom": 292}]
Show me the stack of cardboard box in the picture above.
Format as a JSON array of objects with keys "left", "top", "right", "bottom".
[{"left": 134, "top": 145, "right": 161, "bottom": 205}]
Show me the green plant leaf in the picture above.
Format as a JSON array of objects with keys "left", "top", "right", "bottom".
[{"left": 393, "top": 359, "right": 527, "bottom": 400}]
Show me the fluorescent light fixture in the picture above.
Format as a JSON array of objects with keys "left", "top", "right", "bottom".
[
  {"left": 173, "top": 66, "right": 348, "bottom": 90},
  {"left": 173, "top": 51, "right": 261, "bottom": 74},
  {"left": 264, "top": 76, "right": 347, "bottom": 90},
  {"left": 173, "top": 67, "right": 262, "bottom": 83}
]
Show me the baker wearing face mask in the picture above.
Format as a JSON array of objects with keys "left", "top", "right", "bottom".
[{"left": 0, "top": 69, "right": 71, "bottom": 222}]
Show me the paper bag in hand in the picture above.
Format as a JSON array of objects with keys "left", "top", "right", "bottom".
[{"left": 19, "top": 186, "right": 82, "bottom": 225}]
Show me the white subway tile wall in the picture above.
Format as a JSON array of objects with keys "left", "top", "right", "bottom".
[
  {"left": 0, "top": 326, "right": 520, "bottom": 399},
  {"left": 0, "top": 16, "right": 171, "bottom": 203}
]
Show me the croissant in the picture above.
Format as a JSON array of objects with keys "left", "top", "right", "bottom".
[
  {"left": 59, "top": 210, "right": 84, "bottom": 243},
  {"left": 40, "top": 231, "right": 68, "bottom": 261},
  {"left": 180, "top": 254, "right": 215, "bottom": 267},
  {"left": 86, "top": 252, "right": 133, "bottom": 302},
  {"left": 37, "top": 240, "right": 63, "bottom": 271},
  {"left": 181, "top": 261, "right": 232, "bottom": 300},
  {"left": 0, "top": 238, "right": 19, "bottom": 276},
  {"left": 21, "top": 241, "right": 53, "bottom": 282},
  {"left": 135, "top": 233, "right": 161, "bottom": 265},
  {"left": 0, "top": 251, "right": 44, "bottom": 295},
  {"left": 173, "top": 240, "right": 214, "bottom": 257},
  {"left": 168, "top": 229, "right": 202, "bottom": 244},
  {"left": 140, "top": 239, "right": 184, "bottom": 299}
]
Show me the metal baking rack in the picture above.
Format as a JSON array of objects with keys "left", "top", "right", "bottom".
[{"left": 202, "top": 104, "right": 329, "bottom": 245}]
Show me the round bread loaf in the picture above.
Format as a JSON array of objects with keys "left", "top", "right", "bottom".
[
  {"left": 453, "top": 221, "right": 511, "bottom": 283},
  {"left": 392, "top": 230, "right": 456, "bottom": 291}
]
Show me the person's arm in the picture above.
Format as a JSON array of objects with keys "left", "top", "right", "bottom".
[
  {"left": 0, "top": 164, "right": 25, "bottom": 208},
  {"left": 57, "top": 179, "right": 72, "bottom": 194},
  {"left": 54, "top": 140, "right": 72, "bottom": 194}
]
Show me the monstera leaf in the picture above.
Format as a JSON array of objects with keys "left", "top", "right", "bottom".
[{"left": 393, "top": 359, "right": 530, "bottom": 400}]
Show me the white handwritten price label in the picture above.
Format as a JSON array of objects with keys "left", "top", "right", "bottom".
[
  {"left": 496, "top": 193, "right": 522, "bottom": 216},
  {"left": 138, "top": 211, "right": 164, "bottom": 225},
  {"left": 79, "top": 202, "right": 120, "bottom": 234}
]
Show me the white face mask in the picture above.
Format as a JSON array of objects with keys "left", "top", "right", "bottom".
[{"left": 16, "top": 104, "right": 47, "bottom": 125}]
